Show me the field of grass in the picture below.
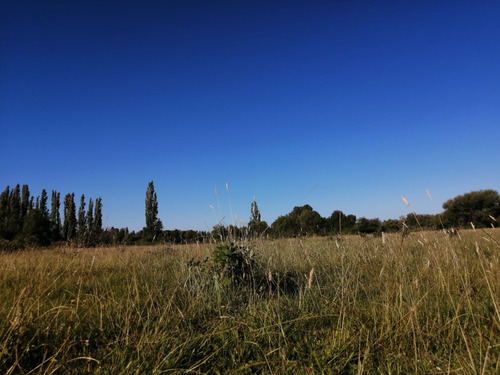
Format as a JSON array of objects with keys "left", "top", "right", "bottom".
[{"left": 1, "top": 229, "right": 499, "bottom": 374}]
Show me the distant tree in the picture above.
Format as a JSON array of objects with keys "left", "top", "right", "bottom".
[
  {"left": 87, "top": 198, "right": 94, "bottom": 235},
  {"left": 343, "top": 214, "right": 357, "bottom": 233},
  {"left": 9, "top": 185, "right": 22, "bottom": 239},
  {"left": 271, "top": 205, "right": 324, "bottom": 237},
  {"left": 442, "top": 189, "right": 500, "bottom": 228},
  {"left": 85, "top": 198, "right": 95, "bottom": 246},
  {"left": 272, "top": 215, "right": 298, "bottom": 237},
  {"left": 250, "top": 199, "right": 261, "bottom": 223},
  {"left": 40, "top": 189, "right": 49, "bottom": 220},
  {"left": 62, "top": 193, "right": 76, "bottom": 241},
  {"left": 94, "top": 197, "right": 103, "bottom": 235},
  {"left": 357, "top": 217, "right": 382, "bottom": 234},
  {"left": 404, "top": 213, "right": 440, "bottom": 230},
  {"left": 327, "top": 210, "right": 352, "bottom": 235},
  {"left": 77, "top": 194, "right": 86, "bottom": 243},
  {"left": 145, "top": 181, "right": 163, "bottom": 242},
  {"left": 21, "top": 184, "right": 31, "bottom": 220},
  {"left": 50, "top": 190, "right": 61, "bottom": 241},
  {"left": 0, "top": 186, "right": 10, "bottom": 239},
  {"left": 296, "top": 206, "right": 324, "bottom": 235},
  {"left": 22, "top": 208, "right": 51, "bottom": 246},
  {"left": 382, "top": 219, "right": 401, "bottom": 233},
  {"left": 248, "top": 198, "right": 268, "bottom": 237}
]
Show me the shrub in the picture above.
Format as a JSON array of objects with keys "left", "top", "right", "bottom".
[{"left": 212, "top": 244, "right": 259, "bottom": 287}]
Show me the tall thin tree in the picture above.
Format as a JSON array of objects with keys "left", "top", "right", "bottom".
[
  {"left": 40, "top": 189, "right": 49, "bottom": 220},
  {"left": 62, "top": 193, "right": 76, "bottom": 241},
  {"left": 145, "top": 181, "right": 163, "bottom": 242},
  {"left": 94, "top": 197, "right": 103, "bottom": 235},
  {"left": 21, "top": 184, "right": 31, "bottom": 220},
  {"left": 50, "top": 190, "right": 61, "bottom": 240},
  {"left": 9, "top": 184, "right": 22, "bottom": 237},
  {"left": 77, "top": 194, "right": 86, "bottom": 243},
  {"left": 250, "top": 199, "right": 261, "bottom": 223}
]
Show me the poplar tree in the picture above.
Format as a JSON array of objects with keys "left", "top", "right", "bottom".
[
  {"left": 78, "top": 194, "right": 86, "bottom": 242},
  {"left": 50, "top": 190, "right": 61, "bottom": 240},
  {"left": 87, "top": 198, "right": 94, "bottom": 234},
  {"left": 62, "top": 193, "right": 76, "bottom": 241},
  {"left": 248, "top": 198, "right": 267, "bottom": 237},
  {"left": 40, "top": 189, "right": 49, "bottom": 219},
  {"left": 145, "top": 181, "right": 163, "bottom": 242},
  {"left": 94, "top": 197, "right": 102, "bottom": 235},
  {"left": 250, "top": 199, "right": 261, "bottom": 223},
  {"left": 9, "top": 184, "right": 22, "bottom": 237},
  {"left": 22, "top": 189, "right": 51, "bottom": 246},
  {"left": 21, "top": 184, "right": 30, "bottom": 220},
  {"left": 0, "top": 186, "right": 10, "bottom": 239}
]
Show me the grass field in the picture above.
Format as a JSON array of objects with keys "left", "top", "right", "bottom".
[{"left": 1, "top": 229, "right": 499, "bottom": 374}]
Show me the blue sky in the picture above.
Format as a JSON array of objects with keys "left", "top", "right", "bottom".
[{"left": 1, "top": 1, "right": 499, "bottom": 231}]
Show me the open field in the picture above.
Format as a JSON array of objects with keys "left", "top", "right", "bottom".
[{"left": 1, "top": 229, "right": 499, "bottom": 374}]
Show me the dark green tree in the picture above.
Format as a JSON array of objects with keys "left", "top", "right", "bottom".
[
  {"left": 21, "top": 184, "right": 31, "bottom": 220},
  {"left": 248, "top": 198, "right": 268, "bottom": 237},
  {"left": 250, "top": 199, "right": 261, "bottom": 223},
  {"left": 50, "top": 190, "right": 61, "bottom": 240},
  {"left": 327, "top": 210, "right": 345, "bottom": 235},
  {"left": 442, "top": 189, "right": 500, "bottom": 228},
  {"left": 0, "top": 186, "right": 10, "bottom": 239},
  {"left": 272, "top": 215, "right": 299, "bottom": 237},
  {"left": 382, "top": 219, "right": 402, "bottom": 233},
  {"left": 326, "top": 210, "right": 360, "bottom": 235},
  {"left": 357, "top": 217, "right": 382, "bottom": 234},
  {"left": 40, "top": 189, "right": 49, "bottom": 220},
  {"left": 22, "top": 208, "right": 51, "bottom": 246},
  {"left": 271, "top": 205, "right": 324, "bottom": 237},
  {"left": 85, "top": 198, "right": 95, "bottom": 246},
  {"left": 296, "top": 206, "right": 324, "bottom": 235},
  {"left": 62, "top": 193, "right": 76, "bottom": 241},
  {"left": 94, "top": 197, "right": 103, "bottom": 235},
  {"left": 77, "top": 194, "right": 86, "bottom": 243},
  {"left": 145, "top": 181, "right": 163, "bottom": 242},
  {"left": 343, "top": 214, "right": 357, "bottom": 233},
  {"left": 404, "top": 213, "right": 439, "bottom": 230},
  {"left": 87, "top": 198, "right": 94, "bottom": 233},
  {"left": 9, "top": 185, "right": 22, "bottom": 239}
]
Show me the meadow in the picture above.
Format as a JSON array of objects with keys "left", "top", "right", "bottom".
[{"left": 1, "top": 229, "right": 499, "bottom": 374}]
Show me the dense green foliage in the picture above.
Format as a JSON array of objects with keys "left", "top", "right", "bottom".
[
  {"left": 442, "top": 189, "right": 500, "bottom": 228},
  {"left": 144, "top": 181, "right": 163, "bottom": 243},
  {"left": 1, "top": 231, "right": 499, "bottom": 373},
  {"left": 0, "top": 185, "right": 103, "bottom": 249}
]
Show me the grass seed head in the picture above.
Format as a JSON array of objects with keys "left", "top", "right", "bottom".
[
  {"left": 426, "top": 189, "right": 432, "bottom": 200},
  {"left": 401, "top": 195, "right": 410, "bottom": 206}
]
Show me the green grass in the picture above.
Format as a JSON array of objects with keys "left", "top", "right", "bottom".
[{"left": 1, "top": 230, "right": 499, "bottom": 374}]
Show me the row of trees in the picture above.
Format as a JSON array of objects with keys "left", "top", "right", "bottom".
[
  {"left": 203, "top": 189, "right": 499, "bottom": 241},
  {"left": 265, "top": 189, "right": 499, "bottom": 238},
  {"left": 0, "top": 184, "right": 103, "bottom": 247},
  {"left": 2, "top": 182, "right": 498, "bottom": 248},
  {"left": 140, "top": 187, "right": 500, "bottom": 243}
]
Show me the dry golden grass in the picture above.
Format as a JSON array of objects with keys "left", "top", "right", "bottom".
[{"left": 1, "top": 229, "right": 499, "bottom": 374}]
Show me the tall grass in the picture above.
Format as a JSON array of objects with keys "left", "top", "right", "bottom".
[{"left": 1, "top": 230, "right": 499, "bottom": 374}]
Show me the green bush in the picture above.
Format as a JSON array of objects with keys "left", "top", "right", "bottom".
[{"left": 212, "top": 244, "right": 259, "bottom": 287}]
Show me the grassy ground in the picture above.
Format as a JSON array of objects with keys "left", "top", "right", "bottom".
[{"left": 0, "top": 229, "right": 499, "bottom": 374}]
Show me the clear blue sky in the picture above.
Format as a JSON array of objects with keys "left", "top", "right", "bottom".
[{"left": 1, "top": 1, "right": 499, "bottom": 231}]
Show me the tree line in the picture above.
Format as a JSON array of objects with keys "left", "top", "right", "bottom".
[
  {"left": 0, "top": 184, "right": 103, "bottom": 249},
  {"left": 151, "top": 187, "right": 500, "bottom": 243},
  {"left": 207, "top": 189, "right": 500, "bottom": 240},
  {"left": 2, "top": 182, "right": 498, "bottom": 249}
]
